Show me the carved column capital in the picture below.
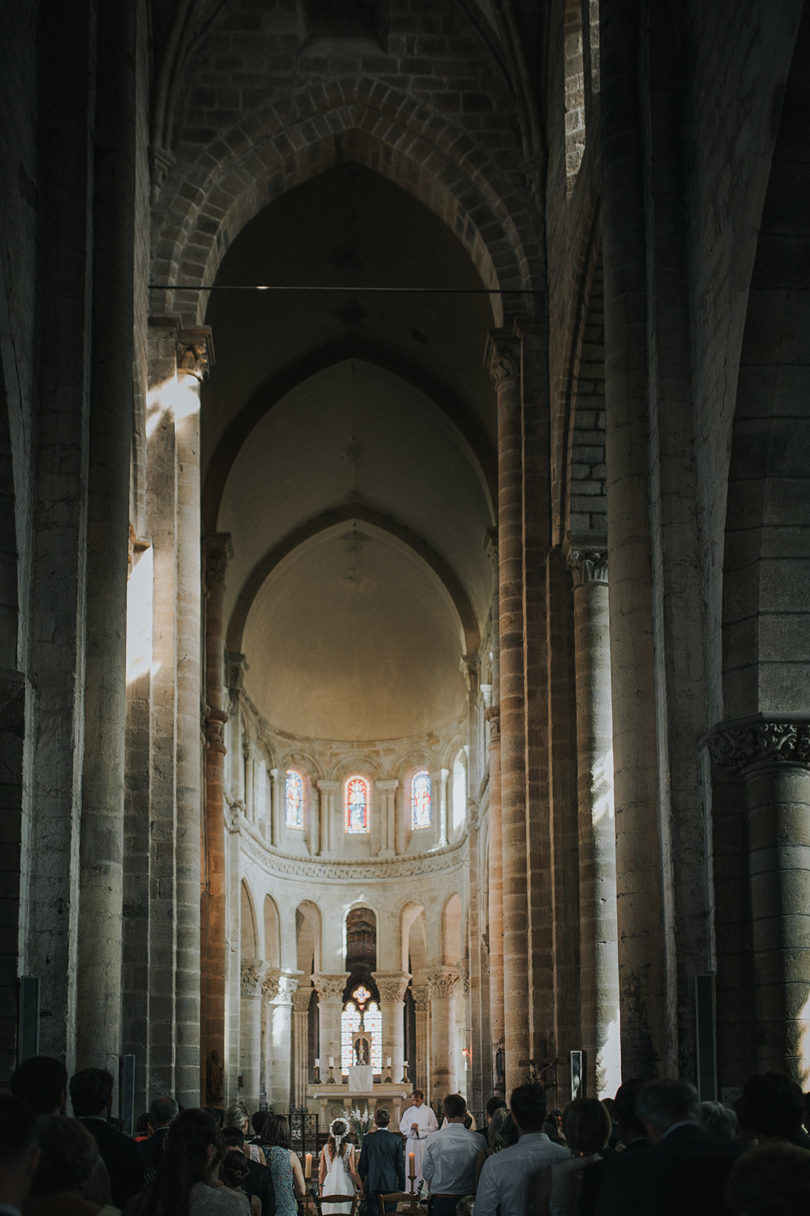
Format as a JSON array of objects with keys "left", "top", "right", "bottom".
[
  {"left": 565, "top": 541, "right": 608, "bottom": 587},
  {"left": 292, "top": 985, "right": 314, "bottom": 1014},
  {"left": 312, "top": 972, "right": 350, "bottom": 1001},
  {"left": 373, "top": 972, "right": 411, "bottom": 1004},
  {"left": 425, "top": 967, "right": 461, "bottom": 1000},
  {"left": 205, "top": 707, "right": 228, "bottom": 754},
  {"left": 412, "top": 983, "right": 430, "bottom": 1013},
  {"left": 485, "top": 704, "right": 501, "bottom": 744},
  {"left": 460, "top": 653, "right": 479, "bottom": 692},
  {"left": 707, "top": 716, "right": 810, "bottom": 774},
  {"left": 225, "top": 797, "right": 243, "bottom": 833},
  {"left": 241, "top": 961, "right": 265, "bottom": 997},
  {"left": 485, "top": 526, "right": 498, "bottom": 566},
  {"left": 177, "top": 327, "right": 214, "bottom": 380},
  {"left": 226, "top": 652, "right": 248, "bottom": 697},
  {"left": 262, "top": 968, "right": 281, "bottom": 1001},
  {"left": 374, "top": 780, "right": 400, "bottom": 793},
  {"left": 484, "top": 330, "right": 520, "bottom": 388},
  {"left": 204, "top": 533, "right": 231, "bottom": 586}
]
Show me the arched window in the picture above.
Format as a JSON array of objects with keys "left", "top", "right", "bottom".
[
  {"left": 410, "top": 770, "right": 431, "bottom": 830},
  {"left": 345, "top": 775, "right": 369, "bottom": 833},
  {"left": 285, "top": 770, "right": 305, "bottom": 829},
  {"left": 340, "top": 984, "right": 382, "bottom": 1073}
]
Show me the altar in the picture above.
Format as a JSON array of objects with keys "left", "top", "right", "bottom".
[{"left": 306, "top": 1072, "right": 411, "bottom": 1128}]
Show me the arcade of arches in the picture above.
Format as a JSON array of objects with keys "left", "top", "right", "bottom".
[{"left": 2, "top": 0, "right": 810, "bottom": 1120}]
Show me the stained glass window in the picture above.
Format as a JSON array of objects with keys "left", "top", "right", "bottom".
[
  {"left": 340, "top": 1001, "right": 361, "bottom": 1074},
  {"left": 285, "top": 770, "right": 305, "bottom": 829},
  {"left": 340, "top": 989, "right": 382, "bottom": 1072},
  {"left": 365, "top": 1001, "right": 382, "bottom": 1071},
  {"left": 345, "top": 776, "right": 369, "bottom": 833},
  {"left": 410, "top": 770, "right": 431, "bottom": 829}
]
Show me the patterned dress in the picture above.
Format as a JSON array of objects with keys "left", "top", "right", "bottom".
[{"left": 266, "top": 1145, "right": 299, "bottom": 1216}]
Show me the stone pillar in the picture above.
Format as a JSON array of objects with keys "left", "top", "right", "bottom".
[
  {"left": 174, "top": 330, "right": 211, "bottom": 1104},
  {"left": 308, "top": 784, "right": 320, "bottom": 855},
  {"left": 265, "top": 970, "right": 300, "bottom": 1111},
  {"left": 426, "top": 968, "right": 461, "bottom": 1098},
  {"left": 374, "top": 971, "right": 410, "bottom": 1081},
  {"left": 313, "top": 973, "right": 349, "bottom": 1074},
  {"left": 375, "top": 781, "right": 399, "bottom": 856},
  {"left": 75, "top": 0, "right": 138, "bottom": 1071},
  {"left": 318, "top": 781, "right": 340, "bottom": 855},
  {"left": 292, "top": 982, "right": 313, "bottom": 1107},
  {"left": 485, "top": 705, "right": 505, "bottom": 1094},
  {"left": 240, "top": 962, "right": 265, "bottom": 1111},
  {"left": 204, "top": 534, "right": 230, "bottom": 1104},
  {"left": 395, "top": 787, "right": 406, "bottom": 855},
  {"left": 566, "top": 545, "right": 621, "bottom": 1097},
  {"left": 270, "top": 767, "right": 282, "bottom": 846},
  {"left": 485, "top": 330, "right": 530, "bottom": 1086},
  {"left": 413, "top": 982, "right": 430, "bottom": 1095},
  {"left": 709, "top": 718, "right": 810, "bottom": 1079}
]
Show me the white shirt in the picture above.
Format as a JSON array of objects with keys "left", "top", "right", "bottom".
[
  {"left": 421, "top": 1124, "right": 482, "bottom": 1194},
  {"left": 475, "top": 1133, "right": 570, "bottom": 1216},
  {"left": 399, "top": 1104, "right": 438, "bottom": 1141}
]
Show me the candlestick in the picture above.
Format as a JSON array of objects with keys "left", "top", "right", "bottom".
[{"left": 305, "top": 1153, "right": 312, "bottom": 1179}]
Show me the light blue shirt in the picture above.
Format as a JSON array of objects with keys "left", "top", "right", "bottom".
[
  {"left": 475, "top": 1133, "right": 570, "bottom": 1216},
  {"left": 422, "top": 1124, "right": 482, "bottom": 1194}
]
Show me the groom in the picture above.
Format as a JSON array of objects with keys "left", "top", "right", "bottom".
[{"left": 359, "top": 1108, "right": 405, "bottom": 1216}]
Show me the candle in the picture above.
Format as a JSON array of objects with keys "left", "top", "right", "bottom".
[
  {"left": 305, "top": 1153, "right": 312, "bottom": 1179},
  {"left": 386, "top": 1057, "right": 391, "bottom": 1067},
  {"left": 408, "top": 1152, "right": 415, "bottom": 1177},
  {"left": 328, "top": 1055, "right": 334, "bottom": 1067},
  {"left": 314, "top": 1058, "right": 320, "bottom": 1068}
]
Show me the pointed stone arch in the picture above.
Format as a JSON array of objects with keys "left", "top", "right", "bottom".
[{"left": 240, "top": 879, "right": 259, "bottom": 961}]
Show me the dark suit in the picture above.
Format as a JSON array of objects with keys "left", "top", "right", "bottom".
[
  {"left": 243, "top": 1156, "right": 277, "bottom": 1216},
  {"left": 78, "top": 1116, "right": 144, "bottom": 1209},
  {"left": 594, "top": 1123, "right": 743, "bottom": 1216},
  {"left": 359, "top": 1128, "right": 406, "bottom": 1216}
]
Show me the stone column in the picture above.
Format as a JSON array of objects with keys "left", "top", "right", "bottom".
[
  {"left": 265, "top": 970, "right": 300, "bottom": 1111},
  {"left": 566, "top": 545, "right": 621, "bottom": 1097},
  {"left": 485, "top": 331, "right": 530, "bottom": 1086},
  {"left": 291, "top": 982, "right": 313, "bottom": 1108},
  {"left": 240, "top": 962, "right": 265, "bottom": 1111},
  {"left": 395, "top": 787, "right": 407, "bottom": 855},
  {"left": 485, "top": 705, "right": 505, "bottom": 1094},
  {"left": 75, "top": 0, "right": 138, "bottom": 1071},
  {"left": 600, "top": 0, "right": 670, "bottom": 1077},
  {"left": 204, "top": 534, "right": 229, "bottom": 1104},
  {"left": 709, "top": 718, "right": 810, "bottom": 1079},
  {"left": 174, "top": 330, "right": 211, "bottom": 1104},
  {"left": 270, "top": 767, "right": 282, "bottom": 846},
  {"left": 318, "top": 781, "right": 340, "bottom": 855},
  {"left": 313, "top": 973, "right": 349, "bottom": 1074},
  {"left": 374, "top": 972, "right": 410, "bottom": 1082},
  {"left": 426, "top": 968, "right": 461, "bottom": 1098},
  {"left": 412, "top": 982, "right": 430, "bottom": 1095},
  {"left": 308, "top": 784, "right": 320, "bottom": 855},
  {"left": 375, "top": 781, "right": 399, "bottom": 856}
]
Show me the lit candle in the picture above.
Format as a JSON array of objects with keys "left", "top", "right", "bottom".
[
  {"left": 408, "top": 1152, "right": 415, "bottom": 1177},
  {"left": 305, "top": 1153, "right": 312, "bottom": 1179}
]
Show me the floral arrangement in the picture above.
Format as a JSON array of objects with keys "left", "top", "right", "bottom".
[{"left": 349, "top": 1104, "right": 372, "bottom": 1145}]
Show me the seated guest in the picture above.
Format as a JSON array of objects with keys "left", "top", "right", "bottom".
[
  {"left": 23, "top": 1115, "right": 119, "bottom": 1216},
  {"left": 475, "top": 1085, "right": 569, "bottom": 1216},
  {"left": 532, "top": 1099, "right": 612, "bottom": 1216},
  {"left": 594, "top": 1077, "right": 743, "bottom": 1216},
  {"left": 578, "top": 1079, "right": 650, "bottom": 1216},
  {"left": 725, "top": 1141, "right": 810, "bottom": 1216},
  {"left": 70, "top": 1069, "right": 143, "bottom": 1210},
  {"left": 422, "top": 1094, "right": 483, "bottom": 1216},
  {"left": 221, "top": 1150, "right": 260, "bottom": 1216},
  {"left": 474, "top": 1107, "right": 518, "bottom": 1188},
  {"left": 222, "top": 1127, "right": 275, "bottom": 1216},
  {"left": 0, "top": 1095, "right": 40, "bottom": 1216},
  {"left": 125, "top": 1108, "right": 248, "bottom": 1215}
]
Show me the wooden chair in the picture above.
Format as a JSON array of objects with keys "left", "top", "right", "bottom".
[
  {"left": 314, "top": 1193, "right": 360, "bottom": 1216},
  {"left": 377, "top": 1192, "right": 430, "bottom": 1216}
]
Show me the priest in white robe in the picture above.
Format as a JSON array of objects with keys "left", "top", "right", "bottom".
[{"left": 398, "top": 1090, "right": 438, "bottom": 1189}]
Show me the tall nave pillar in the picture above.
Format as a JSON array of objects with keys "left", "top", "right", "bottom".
[
  {"left": 374, "top": 971, "right": 410, "bottom": 1084},
  {"left": 485, "top": 330, "right": 530, "bottom": 1086},
  {"left": 313, "top": 973, "right": 349, "bottom": 1074}
]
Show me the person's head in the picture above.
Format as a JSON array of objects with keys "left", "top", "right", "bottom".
[
  {"left": 443, "top": 1094, "right": 467, "bottom": 1122},
  {"left": 636, "top": 1078, "right": 700, "bottom": 1142},
  {"left": 612, "top": 1079, "right": 647, "bottom": 1145},
  {"left": 740, "top": 1073, "right": 805, "bottom": 1141},
  {"left": 149, "top": 1096, "right": 178, "bottom": 1129},
  {"left": 10, "top": 1056, "right": 68, "bottom": 1116},
  {"left": 699, "top": 1100, "right": 737, "bottom": 1141},
  {"left": 375, "top": 1109, "right": 391, "bottom": 1128},
  {"left": 252, "top": 1110, "right": 270, "bottom": 1138},
  {"left": 412, "top": 1090, "right": 424, "bottom": 1107},
  {"left": 262, "top": 1114, "right": 291, "bottom": 1148},
  {"left": 223, "top": 1127, "right": 245, "bottom": 1148},
  {"left": 135, "top": 1112, "right": 153, "bottom": 1138},
  {"left": 0, "top": 1095, "right": 40, "bottom": 1207},
  {"left": 221, "top": 1147, "right": 250, "bottom": 1191},
  {"left": 224, "top": 1101, "right": 250, "bottom": 1132},
  {"left": 487, "top": 1106, "right": 517, "bottom": 1152},
  {"left": 486, "top": 1096, "right": 507, "bottom": 1123},
  {"left": 69, "top": 1068, "right": 114, "bottom": 1118},
  {"left": 509, "top": 1084, "right": 547, "bottom": 1134},
  {"left": 561, "top": 1099, "right": 612, "bottom": 1157},
  {"left": 726, "top": 1141, "right": 810, "bottom": 1216},
  {"left": 29, "top": 1115, "right": 100, "bottom": 1196},
  {"left": 329, "top": 1117, "right": 349, "bottom": 1156}
]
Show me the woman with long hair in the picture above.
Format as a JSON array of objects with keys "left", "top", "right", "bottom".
[
  {"left": 254, "top": 1114, "right": 308, "bottom": 1216},
  {"left": 125, "top": 1108, "right": 248, "bottom": 1215},
  {"left": 318, "top": 1117, "right": 362, "bottom": 1215}
]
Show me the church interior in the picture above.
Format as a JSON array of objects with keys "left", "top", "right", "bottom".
[{"left": 1, "top": 0, "right": 809, "bottom": 1124}]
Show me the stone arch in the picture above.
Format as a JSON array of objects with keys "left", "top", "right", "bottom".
[
  {"left": 264, "top": 895, "right": 280, "bottom": 969},
  {"left": 296, "top": 899, "right": 322, "bottom": 976},
  {"left": 240, "top": 879, "right": 259, "bottom": 960},
  {"left": 442, "top": 893, "right": 463, "bottom": 967},
  {"left": 722, "top": 11, "right": 810, "bottom": 719},
  {"left": 150, "top": 83, "right": 542, "bottom": 326},
  {"left": 345, "top": 904, "right": 378, "bottom": 975},
  {"left": 401, "top": 901, "right": 427, "bottom": 976}
]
